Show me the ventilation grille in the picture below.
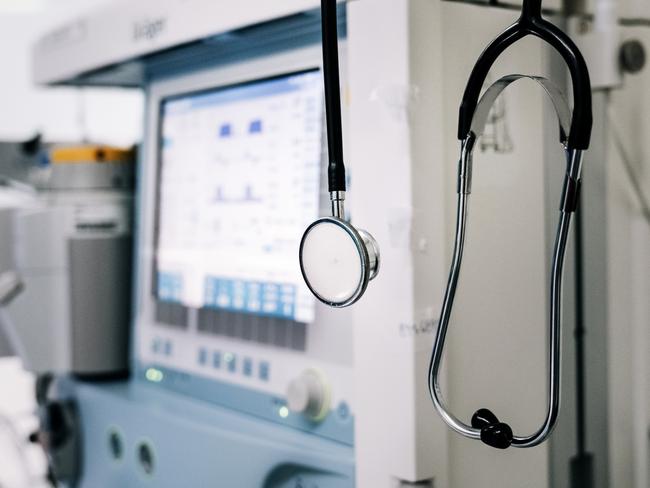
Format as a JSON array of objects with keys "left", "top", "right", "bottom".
[
  {"left": 155, "top": 301, "right": 189, "bottom": 329},
  {"left": 197, "top": 308, "right": 307, "bottom": 351}
]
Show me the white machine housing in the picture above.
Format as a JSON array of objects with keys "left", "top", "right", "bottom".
[
  {"left": 0, "top": 183, "right": 37, "bottom": 357},
  {"left": 6, "top": 182, "right": 133, "bottom": 376}
]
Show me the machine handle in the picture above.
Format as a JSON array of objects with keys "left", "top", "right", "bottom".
[{"left": 457, "top": 0, "right": 592, "bottom": 149}]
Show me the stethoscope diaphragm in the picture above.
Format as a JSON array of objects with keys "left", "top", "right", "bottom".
[{"left": 299, "top": 216, "right": 379, "bottom": 308}]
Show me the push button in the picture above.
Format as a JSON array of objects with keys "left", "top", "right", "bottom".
[
  {"left": 243, "top": 358, "right": 253, "bottom": 377},
  {"left": 259, "top": 362, "right": 270, "bottom": 381}
]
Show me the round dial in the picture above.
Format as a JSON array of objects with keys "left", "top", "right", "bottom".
[{"left": 286, "top": 369, "right": 331, "bottom": 421}]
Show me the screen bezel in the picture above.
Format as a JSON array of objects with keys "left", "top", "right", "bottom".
[{"left": 152, "top": 67, "right": 321, "bottom": 309}]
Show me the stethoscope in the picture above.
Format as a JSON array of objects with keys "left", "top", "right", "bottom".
[{"left": 299, "top": 0, "right": 592, "bottom": 449}]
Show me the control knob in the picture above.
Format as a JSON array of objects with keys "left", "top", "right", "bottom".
[{"left": 286, "top": 369, "right": 331, "bottom": 421}]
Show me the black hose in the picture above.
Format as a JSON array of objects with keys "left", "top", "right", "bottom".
[
  {"left": 574, "top": 200, "right": 586, "bottom": 455},
  {"left": 570, "top": 189, "right": 594, "bottom": 488},
  {"left": 321, "top": 0, "right": 346, "bottom": 193}
]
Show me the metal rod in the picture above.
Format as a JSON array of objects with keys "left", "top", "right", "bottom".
[{"left": 574, "top": 200, "right": 587, "bottom": 455}]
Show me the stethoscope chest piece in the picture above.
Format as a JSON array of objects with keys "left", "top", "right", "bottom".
[{"left": 299, "top": 217, "right": 379, "bottom": 307}]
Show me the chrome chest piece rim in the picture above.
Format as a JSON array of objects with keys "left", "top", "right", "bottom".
[{"left": 299, "top": 216, "right": 379, "bottom": 308}]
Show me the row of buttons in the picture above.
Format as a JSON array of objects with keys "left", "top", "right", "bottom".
[
  {"left": 151, "top": 338, "right": 173, "bottom": 356},
  {"left": 204, "top": 277, "right": 296, "bottom": 320},
  {"left": 157, "top": 272, "right": 183, "bottom": 302},
  {"left": 197, "top": 348, "right": 270, "bottom": 382}
]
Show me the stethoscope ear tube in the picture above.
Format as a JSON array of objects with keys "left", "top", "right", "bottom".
[
  {"left": 430, "top": 143, "right": 585, "bottom": 449},
  {"left": 430, "top": 64, "right": 589, "bottom": 448},
  {"left": 457, "top": 0, "right": 592, "bottom": 150}
]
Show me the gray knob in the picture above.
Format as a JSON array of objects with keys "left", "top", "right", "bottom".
[
  {"left": 620, "top": 39, "right": 646, "bottom": 74},
  {"left": 286, "top": 369, "right": 330, "bottom": 421}
]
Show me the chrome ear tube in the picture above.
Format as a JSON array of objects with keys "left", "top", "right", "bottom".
[
  {"left": 429, "top": 0, "right": 592, "bottom": 449},
  {"left": 299, "top": 0, "right": 379, "bottom": 308}
]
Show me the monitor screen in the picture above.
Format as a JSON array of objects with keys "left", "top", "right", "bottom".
[{"left": 156, "top": 70, "right": 323, "bottom": 323}]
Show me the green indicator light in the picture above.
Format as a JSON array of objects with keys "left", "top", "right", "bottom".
[
  {"left": 145, "top": 368, "right": 164, "bottom": 383},
  {"left": 224, "top": 353, "right": 234, "bottom": 363},
  {"left": 278, "top": 406, "right": 290, "bottom": 419}
]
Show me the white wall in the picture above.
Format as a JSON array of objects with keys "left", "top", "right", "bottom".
[
  {"left": 606, "top": 26, "right": 650, "bottom": 488},
  {"left": 0, "top": 0, "right": 143, "bottom": 145}
]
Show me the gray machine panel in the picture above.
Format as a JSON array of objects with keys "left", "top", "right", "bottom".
[
  {"left": 0, "top": 209, "right": 15, "bottom": 356},
  {"left": 69, "top": 235, "right": 132, "bottom": 376}
]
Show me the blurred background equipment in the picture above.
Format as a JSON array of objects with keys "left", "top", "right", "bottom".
[
  {"left": 2, "top": 144, "right": 134, "bottom": 376},
  {"left": 0, "top": 140, "right": 134, "bottom": 487},
  {"left": 0, "top": 137, "right": 44, "bottom": 358}
]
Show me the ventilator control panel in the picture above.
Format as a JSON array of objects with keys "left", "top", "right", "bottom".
[{"left": 135, "top": 51, "right": 355, "bottom": 445}]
